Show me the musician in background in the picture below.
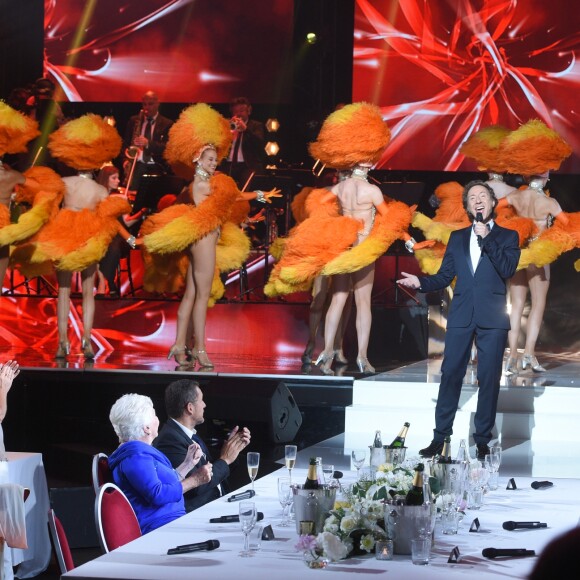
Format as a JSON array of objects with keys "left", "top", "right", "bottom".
[
  {"left": 219, "top": 96, "right": 265, "bottom": 188},
  {"left": 122, "top": 91, "right": 173, "bottom": 194}
]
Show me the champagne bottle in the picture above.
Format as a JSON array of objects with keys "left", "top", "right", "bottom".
[
  {"left": 304, "top": 457, "right": 320, "bottom": 489},
  {"left": 388, "top": 422, "right": 410, "bottom": 448},
  {"left": 405, "top": 463, "right": 425, "bottom": 506},
  {"left": 438, "top": 436, "right": 452, "bottom": 464},
  {"left": 373, "top": 430, "right": 383, "bottom": 448}
]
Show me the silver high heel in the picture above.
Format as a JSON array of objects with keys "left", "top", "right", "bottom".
[
  {"left": 521, "top": 354, "right": 545, "bottom": 372},
  {"left": 504, "top": 356, "right": 518, "bottom": 375},
  {"left": 81, "top": 337, "right": 95, "bottom": 359},
  {"left": 55, "top": 341, "right": 70, "bottom": 359},
  {"left": 314, "top": 351, "right": 335, "bottom": 375},
  {"left": 356, "top": 357, "right": 375, "bottom": 373},
  {"left": 192, "top": 348, "right": 214, "bottom": 369}
]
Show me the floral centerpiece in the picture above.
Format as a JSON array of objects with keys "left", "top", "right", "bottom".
[{"left": 295, "top": 533, "right": 348, "bottom": 568}]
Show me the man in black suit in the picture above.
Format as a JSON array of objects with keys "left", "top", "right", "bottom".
[
  {"left": 219, "top": 96, "right": 265, "bottom": 188},
  {"left": 398, "top": 181, "right": 520, "bottom": 461},
  {"left": 153, "top": 379, "right": 251, "bottom": 511},
  {"left": 122, "top": 90, "right": 173, "bottom": 193}
]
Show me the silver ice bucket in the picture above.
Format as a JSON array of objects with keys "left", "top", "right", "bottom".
[
  {"left": 384, "top": 502, "right": 435, "bottom": 555},
  {"left": 383, "top": 446, "right": 407, "bottom": 465},
  {"left": 432, "top": 461, "right": 468, "bottom": 495},
  {"left": 292, "top": 484, "right": 337, "bottom": 535}
]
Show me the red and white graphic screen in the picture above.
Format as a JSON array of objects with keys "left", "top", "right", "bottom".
[
  {"left": 353, "top": 0, "right": 580, "bottom": 171},
  {"left": 44, "top": 0, "right": 293, "bottom": 104}
]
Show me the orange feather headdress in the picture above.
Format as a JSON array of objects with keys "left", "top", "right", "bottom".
[
  {"left": 48, "top": 114, "right": 122, "bottom": 170},
  {"left": 0, "top": 101, "right": 40, "bottom": 157},
  {"left": 308, "top": 102, "right": 390, "bottom": 170},
  {"left": 502, "top": 119, "right": 572, "bottom": 176},
  {"left": 459, "top": 125, "right": 510, "bottom": 172},
  {"left": 164, "top": 103, "right": 232, "bottom": 169}
]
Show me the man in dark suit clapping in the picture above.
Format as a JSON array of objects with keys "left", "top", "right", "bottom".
[
  {"left": 154, "top": 379, "right": 251, "bottom": 511},
  {"left": 397, "top": 181, "right": 520, "bottom": 461}
]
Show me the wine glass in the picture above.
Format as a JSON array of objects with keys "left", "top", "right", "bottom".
[
  {"left": 285, "top": 445, "right": 297, "bottom": 482},
  {"left": 277, "top": 477, "right": 293, "bottom": 527},
  {"left": 351, "top": 449, "right": 366, "bottom": 479},
  {"left": 490, "top": 445, "right": 502, "bottom": 470},
  {"left": 247, "top": 452, "right": 260, "bottom": 493},
  {"left": 322, "top": 464, "right": 334, "bottom": 485},
  {"left": 239, "top": 501, "right": 257, "bottom": 557}
]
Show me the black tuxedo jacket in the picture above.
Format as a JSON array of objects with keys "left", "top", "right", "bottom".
[
  {"left": 123, "top": 113, "right": 173, "bottom": 166},
  {"left": 419, "top": 224, "right": 520, "bottom": 329},
  {"left": 239, "top": 119, "right": 265, "bottom": 170},
  {"left": 153, "top": 419, "right": 230, "bottom": 512}
]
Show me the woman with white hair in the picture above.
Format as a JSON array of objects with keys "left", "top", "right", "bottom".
[{"left": 108, "top": 393, "right": 212, "bottom": 533}]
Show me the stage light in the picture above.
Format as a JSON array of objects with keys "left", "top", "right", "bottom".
[
  {"left": 266, "top": 118, "right": 280, "bottom": 132},
  {"left": 306, "top": 32, "right": 317, "bottom": 44},
  {"left": 265, "top": 141, "right": 280, "bottom": 156}
]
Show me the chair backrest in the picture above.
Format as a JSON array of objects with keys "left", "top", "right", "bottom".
[
  {"left": 91, "top": 453, "right": 112, "bottom": 495},
  {"left": 95, "top": 483, "right": 141, "bottom": 553},
  {"left": 47, "top": 509, "right": 74, "bottom": 574}
]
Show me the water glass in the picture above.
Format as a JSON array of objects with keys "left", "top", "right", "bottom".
[
  {"left": 411, "top": 537, "right": 430, "bottom": 565},
  {"left": 277, "top": 477, "right": 293, "bottom": 527},
  {"left": 375, "top": 539, "right": 394, "bottom": 560},
  {"left": 322, "top": 464, "right": 334, "bottom": 485},
  {"left": 441, "top": 509, "right": 460, "bottom": 535}
]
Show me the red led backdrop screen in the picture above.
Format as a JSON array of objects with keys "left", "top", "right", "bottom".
[
  {"left": 44, "top": 0, "right": 294, "bottom": 104},
  {"left": 353, "top": 0, "right": 580, "bottom": 172}
]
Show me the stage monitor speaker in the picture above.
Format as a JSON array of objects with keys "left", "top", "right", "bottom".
[
  {"left": 379, "top": 181, "right": 425, "bottom": 206},
  {"left": 204, "top": 380, "right": 302, "bottom": 443}
]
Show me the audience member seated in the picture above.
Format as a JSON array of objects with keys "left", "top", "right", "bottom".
[
  {"left": 154, "top": 379, "right": 251, "bottom": 511},
  {"left": 528, "top": 525, "right": 580, "bottom": 579},
  {"left": 108, "top": 393, "right": 212, "bottom": 533}
]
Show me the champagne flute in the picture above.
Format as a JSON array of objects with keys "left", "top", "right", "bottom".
[
  {"left": 277, "top": 477, "right": 293, "bottom": 527},
  {"left": 239, "top": 501, "right": 256, "bottom": 557},
  {"left": 247, "top": 452, "right": 260, "bottom": 493},
  {"left": 351, "top": 449, "right": 366, "bottom": 479},
  {"left": 285, "top": 445, "right": 297, "bottom": 482}
]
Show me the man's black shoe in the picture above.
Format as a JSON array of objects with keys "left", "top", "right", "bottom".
[
  {"left": 476, "top": 443, "right": 489, "bottom": 461},
  {"left": 419, "top": 440, "right": 444, "bottom": 458}
]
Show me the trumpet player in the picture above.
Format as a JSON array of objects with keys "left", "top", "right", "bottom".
[
  {"left": 218, "top": 96, "right": 265, "bottom": 187},
  {"left": 122, "top": 90, "right": 173, "bottom": 193}
]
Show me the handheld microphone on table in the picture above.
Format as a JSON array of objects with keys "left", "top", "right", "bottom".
[
  {"left": 482, "top": 547, "right": 536, "bottom": 559},
  {"left": 502, "top": 521, "right": 548, "bottom": 531},
  {"left": 210, "top": 512, "right": 264, "bottom": 524},
  {"left": 531, "top": 480, "right": 554, "bottom": 490},
  {"left": 475, "top": 211, "right": 484, "bottom": 247},
  {"left": 227, "top": 490, "right": 256, "bottom": 502},
  {"left": 167, "top": 539, "right": 220, "bottom": 555}
]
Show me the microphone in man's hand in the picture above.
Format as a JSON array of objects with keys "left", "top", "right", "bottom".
[
  {"left": 531, "top": 480, "right": 554, "bottom": 490},
  {"left": 475, "top": 211, "right": 484, "bottom": 247},
  {"left": 210, "top": 512, "right": 264, "bottom": 524},
  {"left": 502, "top": 521, "right": 548, "bottom": 531},
  {"left": 167, "top": 539, "right": 220, "bottom": 555},
  {"left": 482, "top": 547, "right": 536, "bottom": 559}
]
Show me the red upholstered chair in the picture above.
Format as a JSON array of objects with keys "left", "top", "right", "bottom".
[
  {"left": 47, "top": 509, "right": 74, "bottom": 574},
  {"left": 91, "top": 453, "right": 112, "bottom": 495},
  {"left": 95, "top": 483, "right": 141, "bottom": 553}
]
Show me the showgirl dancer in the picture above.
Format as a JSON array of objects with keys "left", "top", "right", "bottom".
[
  {"left": 11, "top": 114, "right": 134, "bottom": 359},
  {"left": 265, "top": 102, "right": 415, "bottom": 374},
  {"left": 141, "top": 103, "right": 280, "bottom": 369}
]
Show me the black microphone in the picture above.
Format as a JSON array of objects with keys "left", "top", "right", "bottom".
[
  {"left": 502, "top": 521, "right": 548, "bottom": 531},
  {"left": 227, "top": 490, "right": 256, "bottom": 502},
  {"left": 482, "top": 547, "right": 536, "bottom": 559},
  {"left": 167, "top": 539, "right": 220, "bottom": 555},
  {"left": 531, "top": 480, "right": 554, "bottom": 490},
  {"left": 210, "top": 512, "right": 264, "bottom": 524},
  {"left": 475, "top": 211, "right": 484, "bottom": 247}
]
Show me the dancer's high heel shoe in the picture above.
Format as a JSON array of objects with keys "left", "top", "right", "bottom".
[
  {"left": 314, "top": 351, "right": 335, "bottom": 375},
  {"left": 356, "top": 357, "right": 375, "bottom": 373},
  {"left": 81, "top": 337, "right": 95, "bottom": 359},
  {"left": 167, "top": 345, "right": 189, "bottom": 366},
  {"left": 55, "top": 341, "right": 70, "bottom": 359},
  {"left": 504, "top": 356, "right": 518, "bottom": 375},
  {"left": 334, "top": 349, "right": 348, "bottom": 365},
  {"left": 521, "top": 354, "right": 545, "bottom": 372},
  {"left": 192, "top": 348, "right": 214, "bottom": 369},
  {"left": 301, "top": 343, "right": 314, "bottom": 364}
]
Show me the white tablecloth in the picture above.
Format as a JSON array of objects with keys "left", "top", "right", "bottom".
[
  {"left": 62, "top": 467, "right": 580, "bottom": 580},
  {"left": 0, "top": 453, "right": 51, "bottom": 580}
]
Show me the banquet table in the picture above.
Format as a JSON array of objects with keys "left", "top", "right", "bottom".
[
  {"left": 0, "top": 452, "right": 51, "bottom": 580},
  {"left": 62, "top": 468, "right": 579, "bottom": 580}
]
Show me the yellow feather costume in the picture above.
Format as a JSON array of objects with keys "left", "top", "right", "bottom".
[{"left": 0, "top": 102, "right": 40, "bottom": 156}]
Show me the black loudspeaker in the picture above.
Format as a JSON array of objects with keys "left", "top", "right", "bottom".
[
  {"left": 49, "top": 487, "right": 99, "bottom": 548},
  {"left": 204, "top": 381, "right": 302, "bottom": 443}
]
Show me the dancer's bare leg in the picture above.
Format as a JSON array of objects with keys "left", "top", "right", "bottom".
[
  {"left": 524, "top": 264, "right": 550, "bottom": 357},
  {"left": 80, "top": 265, "right": 97, "bottom": 341},
  {"left": 333, "top": 283, "right": 353, "bottom": 362},
  {"left": 190, "top": 231, "right": 218, "bottom": 364},
  {"left": 351, "top": 263, "right": 375, "bottom": 362},
  {"left": 56, "top": 270, "right": 73, "bottom": 347},
  {"left": 303, "top": 276, "right": 330, "bottom": 362},
  {"left": 508, "top": 270, "right": 528, "bottom": 357},
  {"left": 174, "top": 261, "right": 195, "bottom": 350}
]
